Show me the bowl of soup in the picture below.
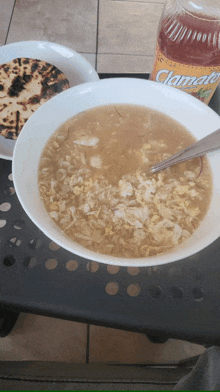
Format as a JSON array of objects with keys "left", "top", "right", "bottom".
[{"left": 12, "top": 78, "right": 220, "bottom": 267}]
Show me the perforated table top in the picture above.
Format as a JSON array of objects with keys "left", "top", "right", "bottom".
[{"left": 0, "top": 74, "right": 220, "bottom": 346}]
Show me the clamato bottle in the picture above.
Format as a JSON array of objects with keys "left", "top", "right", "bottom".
[{"left": 150, "top": 0, "right": 220, "bottom": 104}]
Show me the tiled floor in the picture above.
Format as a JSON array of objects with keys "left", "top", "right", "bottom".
[
  {"left": 0, "top": 0, "right": 206, "bottom": 364},
  {"left": 1, "top": 0, "right": 166, "bottom": 72},
  {"left": 0, "top": 314, "right": 205, "bottom": 363}
]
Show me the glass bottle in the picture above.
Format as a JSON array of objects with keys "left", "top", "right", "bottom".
[{"left": 150, "top": 0, "right": 220, "bottom": 104}]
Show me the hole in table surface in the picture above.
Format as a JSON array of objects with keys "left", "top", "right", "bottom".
[
  {"left": 45, "top": 259, "right": 58, "bottom": 270},
  {"left": 127, "top": 267, "right": 140, "bottom": 276},
  {"left": 3, "top": 255, "right": 16, "bottom": 267},
  {"left": 66, "top": 260, "right": 78, "bottom": 271},
  {"left": 127, "top": 283, "right": 141, "bottom": 297},
  {"left": 0, "top": 219, "right": 6, "bottom": 228},
  {"left": 147, "top": 266, "right": 162, "bottom": 276},
  {"left": 0, "top": 202, "right": 11, "bottom": 212},
  {"left": 24, "top": 257, "right": 38, "bottom": 268},
  {"left": 49, "top": 242, "right": 60, "bottom": 251},
  {"left": 147, "top": 285, "right": 162, "bottom": 299},
  {"left": 105, "top": 282, "right": 119, "bottom": 296},
  {"left": 8, "top": 237, "right": 21, "bottom": 248},
  {"left": 13, "top": 219, "right": 25, "bottom": 230},
  {"left": 192, "top": 287, "right": 205, "bottom": 301},
  {"left": 170, "top": 286, "right": 183, "bottom": 299},
  {"left": 107, "top": 265, "right": 120, "bottom": 274},
  {"left": 86, "top": 261, "right": 99, "bottom": 272},
  {"left": 4, "top": 187, "right": 15, "bottom": 196},
  {"left": 28, "top": 239, "right": 42, "bottom": 250}
]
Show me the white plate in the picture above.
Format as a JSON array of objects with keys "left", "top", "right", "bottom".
[
  {"left": 0, "top": 40, "right": 99, "bottom": 161},
  {"left": 12, "top": 78, "right": 220, "bottom": 267}
]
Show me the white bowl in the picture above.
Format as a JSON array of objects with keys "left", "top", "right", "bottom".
[
  {"left": 12, "top": 78, "right": 220, "bottom": 267},
  {"left": 0, "top": 40, "right": 99, "bottom": 161}
]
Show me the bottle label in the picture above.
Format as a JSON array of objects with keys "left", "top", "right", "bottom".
[{"left": 150, "top": 45, "right": 220, "bottom": 104}]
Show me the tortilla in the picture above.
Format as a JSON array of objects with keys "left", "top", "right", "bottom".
[{"left": 0, "top": 58, "right": 70, "bottom": 139}]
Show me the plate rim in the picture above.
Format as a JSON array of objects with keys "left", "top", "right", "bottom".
[{"left": 0, "top": 40, "right": 99, "bottom": 161}]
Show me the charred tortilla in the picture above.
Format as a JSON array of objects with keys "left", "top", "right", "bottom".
[{"left": 0, "top": 58, "right": 70, "bottom": 139}]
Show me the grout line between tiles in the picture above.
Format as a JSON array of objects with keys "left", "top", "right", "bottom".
[
  {"left": 4, "top": 0, "right": 16, "bottom": 45},
  {"left": 97, "top": 53, "right": 154, "bottom": 57},
  {"left": 95, "top": 0, "right": 100, "bottom": 70},
  {"left": 86, "top": 323, "right": 90, "bottom": 364}
]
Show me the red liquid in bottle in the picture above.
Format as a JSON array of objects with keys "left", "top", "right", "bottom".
[{"left": 151, "top": 0, "right": 220, "bottom": 104}]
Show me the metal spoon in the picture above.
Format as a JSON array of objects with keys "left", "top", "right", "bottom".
[{"left": 150, "top": 127, "right": 220, "bottom": 174}]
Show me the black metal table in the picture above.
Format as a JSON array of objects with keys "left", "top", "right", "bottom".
[{"left": 0, "top": 73, "right": 220, "bottom": 345}]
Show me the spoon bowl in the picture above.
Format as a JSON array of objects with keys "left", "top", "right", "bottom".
[{"left": 151, "top": 127, "right": 220, "bottom": 173}]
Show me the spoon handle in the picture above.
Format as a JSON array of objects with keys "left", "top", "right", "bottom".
[{"left": 151, "top": 127, "right": 220, "bottom": 173}]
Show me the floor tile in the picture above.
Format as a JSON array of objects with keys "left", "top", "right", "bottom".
[
  {"left": 89, "top": 325, "right": 205, "bottom": 364},
  {"left": 81, "top": 53, "right": 96, "bottom": 69},
  {"left": 0, "top": 0, "right": 15, "bottom": 46},
  {"left": 98, "top": 0, "right": 163, "bottom": 56},
  {"left": 6, "top": 0, "right": 98, "bottom": 53},
  {"left": 0, "top": 313, "right": 87, "bottom": 362},
  {"left": 97, "top": 53, "right": 154, "bottom": 73}
]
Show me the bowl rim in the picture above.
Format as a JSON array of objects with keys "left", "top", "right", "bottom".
[
  {"left": 12, "top": 77, "right": 220, "bottom": 267},
  {"left": 0, "top": 40, "right": 99, "bottom": 82}
]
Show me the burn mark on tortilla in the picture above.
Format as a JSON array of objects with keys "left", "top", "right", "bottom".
[
  {"left": 18, "top": 58, "right": 21, "bottom": 66},
  {"left": 16, "top": 111, "right": 20, "bottom": 137},
  {"left": 7, "top": 131, "right": 14, "bottom": 139},
  {"left": 23, "top": 72, "right": 32, "bottom": 83},
  {"left": 8, "top": 71, "right": 32, "bottom": 97},
  {"left": 51, "top": 66, "right": 62, "bottom": 78},
  {"left": 0, "top": 85, "right": 4, "bottom": 91},
  {"left": 0, "top": 124, "right": 13, "bottom": 131},
  {"left": 28, "top": 95, "right": 41, "bottom": 104},
  {"left": 8, "top": 75, "right": 25, "bottom": 97},
  {"left": 17, "top": 101, "right": 27, "bottom": 111},
  {"left": 31, "top": 62, "right": 39, "bottom": 73},
  {"left": 40, "top": 65, "right": 49, "bottom": 73},
  {"left": 39, "top": 64, "right": 50, "bottom": 74},
  {"left": 41, "top": 78, "right": 69, "bottom": 99},
  {"left": 0, "top": 126, "right": 15, "bottom": 139},
  {"left": 23, "top": 59, "right": 30, "bottom": 64},
  {"left": 4, "top": 66, "right": 9, "bottom": 73},
  {"left": 0, "top": 104, "right": 7, "bottom": 112}
]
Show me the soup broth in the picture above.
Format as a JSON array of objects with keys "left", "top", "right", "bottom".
[{"left": 38, "top": 104, "right": 213, "bottom": 258}]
